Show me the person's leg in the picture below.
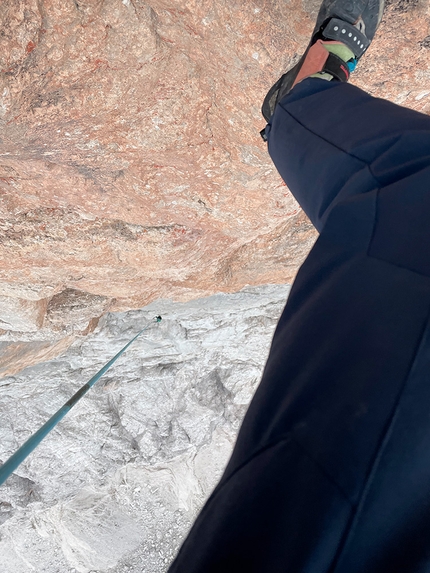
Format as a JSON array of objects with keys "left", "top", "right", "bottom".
[
  {"left": 267, "top": 77, "right": 430, "bottom": 240},
  {"left": 168, "top": 80, "right": 430, "bottom": 572},
  {"left": 168, "top": 4, "right": 430, "bottom": 573}
]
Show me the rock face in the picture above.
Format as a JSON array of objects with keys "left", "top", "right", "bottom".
[
  {"left": 1, "top": 0, "right": 429, "bottom": 336},
  {"left": 1, "top": 0, "right": 430, "bottom": 568},
  {"left": 0, "top": 294, "right": 47, "bottom": 331},
  {"left": 0, "top": 336, "right": 74, "bottom": 377},
  {"left": 0, "top": 0, "right": 316, "bottom": 336},
  {"left": 0, "top": 284, "right": 290, "bottom": 573}
]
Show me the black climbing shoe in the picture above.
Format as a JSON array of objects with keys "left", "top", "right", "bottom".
[{"left": 261, "top": 0, "right": 385, "bottom": 125}]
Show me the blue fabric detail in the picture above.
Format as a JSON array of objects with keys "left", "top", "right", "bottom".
[{"left": 347, "top": 59, "right": 358, "bottom": 73}]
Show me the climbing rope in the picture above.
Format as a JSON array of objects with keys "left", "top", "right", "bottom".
[{"left": 0, "top": 315, "right": 162, "bottom": 487}]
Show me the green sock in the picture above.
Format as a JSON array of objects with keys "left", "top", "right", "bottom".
[{"left": 311, "top": 43, "right": 355, "bottom": 81}]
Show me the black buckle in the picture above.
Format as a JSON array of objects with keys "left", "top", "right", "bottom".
[{"left": 323, "top": 52, "right": 350, "bottom": 82}]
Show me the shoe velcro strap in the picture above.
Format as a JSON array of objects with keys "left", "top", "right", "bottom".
[
  {"left": 323, "top": 52, "right": 350, "bottom": 82},
  {"left": 322, "top": 18, "right": 370, "bottom": 57}
]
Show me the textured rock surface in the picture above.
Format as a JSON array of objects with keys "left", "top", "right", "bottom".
[
  {"left": 0, "top": 294, "right": 47, "bottom": 332},
  {"left": 1, "top": 0, "right": 429, "bottom": 337},
  {"left": 0, "top": 284, "right": 290, "bottom": 573},
  {"left": 0, "top": 0, "right": 317, "bottom": 332},
  {"left": 0, "top": 336, "right": 75, "bottom": 378},
  {"left": 1, "top": 0, "right": 430, "bottom": 567}
]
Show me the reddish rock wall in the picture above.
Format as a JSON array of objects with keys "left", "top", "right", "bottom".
[{"left": 0, "top": 0, "right": 429, "bottom": 337}]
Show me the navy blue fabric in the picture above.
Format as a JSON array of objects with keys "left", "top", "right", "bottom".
[{"left": 168, "top": 78, "right": 430, "bottom": 572}]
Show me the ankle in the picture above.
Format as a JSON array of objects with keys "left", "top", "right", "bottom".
[
  {"left": 310, "top": 41, "right": 357, "bottom": 81},
  {"left": 322, "top": 41, "right": 355, "bottom": 63}
]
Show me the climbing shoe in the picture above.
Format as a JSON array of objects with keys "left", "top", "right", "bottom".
[{"left": 261, "top": 0, "right": 385, "bottom": 126}]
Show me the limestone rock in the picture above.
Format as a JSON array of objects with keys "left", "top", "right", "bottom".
[
  {"left": 0, "top": 294, "right": 47, "bottom": 332},
  {"left": 0, "top": 336, "right": 74, "bottom": 378},
  {"left": 45, "top": 288, "right": 111, "bottom": 333},
  {"left": 0, "top": 284, "right": 290, "bottom": 573}
]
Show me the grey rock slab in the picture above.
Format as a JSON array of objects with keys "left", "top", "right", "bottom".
[{"left": 0, "top": 283, "right": 290, "bottom": 573}]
